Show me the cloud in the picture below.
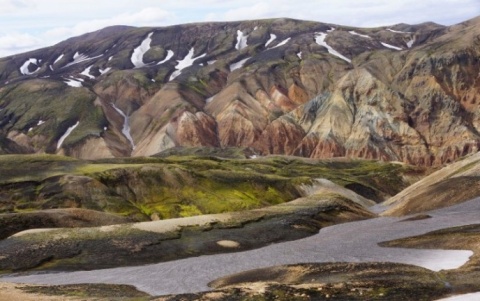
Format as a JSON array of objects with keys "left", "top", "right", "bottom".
[
  {"left": 0, "top": 0, "right": 31, "bottom": 14},
  {"left": 0, "top": 32, "right": 42, "bottom": 57},
  {"left": 43, "top": 7, "right": 175, "bottom": 43}
]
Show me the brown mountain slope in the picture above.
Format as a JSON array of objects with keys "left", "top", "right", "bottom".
[{"left": 0, "top": 17, "right": 478, "bottom": 165}]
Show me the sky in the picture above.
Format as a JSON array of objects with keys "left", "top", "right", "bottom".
[{"left": 1, "top": 0, "right": 479, "bottom": 57}]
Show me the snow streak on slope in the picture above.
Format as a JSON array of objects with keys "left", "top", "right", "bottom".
[
  {"left": 407, "top": 37, "right": 415, "bottom": 48},
  {"left": 131, "top": 32, "right": 154, "bottom": 68},
  {"left": 57, "top": 121, "right": 79, "bottom": 149},
  {"left": 64, "top": 52, "right": 102, "bottom": 68},
  {"left": 387, "top": 28, "right": 411, "bottom": 34},
  {"left": 157, "top": 50, "right": 174, "bottom": 65},
  {"left": 19, "top": 58, "right": 40, "bottom": 75},
  {"left": 112, "top": 103, "right": 135, "bottom": 149},
  {"left": 235, "top": 30, "right": 248, "bottom": 50},
  {"left": 265, "top": 34, "right": 277, "bottom": 47},
  {"left": 297, "top": 51, "right": 302, "bottom": 59},
  {"left": 169, "top": 48, "right": 206, "bottom": 81},
  {"left": 99, "top": 67, "right": 111, "bottom": 75},
  {"left": 381, "top": 42, "right": 402, "bottom": 50},
  {"left": 53, "top": 54, "right": 64, "bottom": 65},
  {"left": 315, "top": 33, "right": 351, "bottom": 63},
  {"left": 271, "top": 37, "right": 291, "bottom": 49},
  {"left": 64, "top": 78, "right": 83, "bottom": 87},
  {"left": 229, "top": 57, "right": 250, "bottom": 71},
  {"left": 80, "top": 65, "right": 95, "bottom": 79},
  {"left": 349, "top": 31, "right": 371, "bottom": 38}
]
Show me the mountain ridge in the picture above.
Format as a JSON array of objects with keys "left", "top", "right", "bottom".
[{"left": 0, "top": 16, "right": 478, "bottom": 165}]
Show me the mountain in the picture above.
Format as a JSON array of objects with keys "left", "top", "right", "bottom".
[{"left": 0, "top": 17, "right": 479, "bottom": 165}]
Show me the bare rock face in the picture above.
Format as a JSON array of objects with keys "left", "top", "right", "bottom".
[{"left": 0, "top": 17, "right": 479, "bottom": 165}]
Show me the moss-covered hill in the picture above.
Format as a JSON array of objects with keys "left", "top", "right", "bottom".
[{"left": 0, "top": 153, "right": 420, "bottom": 222}]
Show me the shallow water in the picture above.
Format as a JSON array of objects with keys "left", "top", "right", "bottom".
[{"left": 2, "top": 198, "right": 480, "bottom": 296}]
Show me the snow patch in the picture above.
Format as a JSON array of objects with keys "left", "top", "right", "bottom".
[
  {"left": 64, "top": 78, "right": 83, "bottom": 88},
  {"left": 229, "top": 57, "right": 250, "bottom": 72},
  {"left": 387, "top": 28, "right": 411, "bottom": 34},
  {"left": 254, "top": 26, "right": 258, "bottom": 31},
  {"left": 169, "top": 48, "right": 206, "bottom": 81},
  {"left": 64, "top": 52, "right": 102, "bottom": 68},
  {"left": 111, "top": 103, "right": 135, "bottom": 149},
  {"left": 131, "top": 32, "right": 154, "bottom": 68},
  {"left": 207, "top": 60, "right": 217, "bottom": 65},
  {"left": 57, "top": 121, "right": 79, "bottom": 149},
  {"left": 381, "top": 42, "right": 402, "bottom": 50},
  {"left": 99, "top": 67, "right": 111, "bottom": 75},
  {"left": 53, "top": 54, "right": 64, "bottom": 65},
  {"left": 315, "top": 32, "right": 351, "bottom": 63},
  {"left": 235, "top": 30, "right": 248, "bottom": 50},
  {"left": 37, "top": 120, "right": 45, "bottom": 126},
  {"left": 20, "top": 58, "right": 40, "bottom": 75},
  {"left": 349, "top": 30, "right": 371, "bottom": 39},
  {"left": 435, "top": 292, "right": 480, "bottom": 301},
  {"left": 297, "top": 51, "right": 302, "bottom": 59},
  {"left": 49, "top": 65, "right": 54, "bottom": 71},
  {"left": 206, "top": 94, "right": 216, "bottom": 103},
  {"left": 108, "top": 56, "right": 113, "bottom": 61},
  {"left": 407, "top": 37, "right": 415, "bottom": 48},
  {"left": 157, "top": 50, "right": 174, "bottom": 65},
  {"left": 271, "top": 37, "right": 291, "bottom": 49},
  {"left": 80, "top": 65, "right": 95, "bottom": 79},
  {"left": 265, "top": 34, "right": 277, "bottom": 47}
]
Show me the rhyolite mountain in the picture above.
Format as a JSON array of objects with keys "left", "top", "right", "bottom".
[{"left": 0, "top": 16, "right": 479, "bottom": 165}]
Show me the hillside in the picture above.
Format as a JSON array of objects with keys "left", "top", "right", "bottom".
[{"left": 0, "top": 17, "right": 479, "bottom": 165}]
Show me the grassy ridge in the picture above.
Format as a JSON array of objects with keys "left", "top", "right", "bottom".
[{"left": 0, "top": 154, "right": 420, "bottom": 220}]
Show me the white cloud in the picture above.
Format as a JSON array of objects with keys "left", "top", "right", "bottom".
[
  {"left": 0, "top": 32, "right": 42, "bottom": 57},
  {"left": 0, "top": 0, "right": 31, "bottom": 14},
  {"left": 43, "top": 8, "right": 175, "bottom": 43}
]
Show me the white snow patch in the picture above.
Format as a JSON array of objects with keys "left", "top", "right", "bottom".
[
  {"left": 80, "top": 65, "right": 95, "bottom": 79},
  {"left": 407, "top": 37, "right": 415, "bottom": 48},
  {"left": 271, "top": 37, "right": 291, "bottom": 49},
  {"left": 99, "top": 67, "right": 111, "bottom": 75},
  {"left": 103, "top": 126, "right": 107, "bottom": 131},
  {"left": 387, "top": 28, "right": 411, "bottom": 34},
  {"left": 207, "top": 60, "right": 217, "bottom": 65},
  {"left": 49, "top": 65, "right": 54, "bottom": 71},
  {"left": 435, "top": 292, "right": 480, "bottom": 301},
  {"left": 327, "top": 27, "right": 335, "bottom": 32},
  {"left": 151, "top": 79, "right": 155, "bottom": 82},
  {"left": 53, "top": 54, "right": 64, "bottom": 65},
  {"left": 157, "top": 50, "right": 174, "bottom": 65},
  {"left": 229, "top": 57, "right": 250, "bottom": 72},
  {"left": 28, "top": 127, "right": 33, "bottom": 132},
  {"left": 235, "top": 30, "right": 248, "bottom": 50},
  {"left": 297, "top": 51, "right": 302, "bottom": 59},
  {"left": 421, "top": 250, "right": 473, "bottom": 271},
  {"left": 265, "top": 34, "right": 277, "bottom": 47},
  {"left": 131, "top": 32, "right": 154, "bottom": 68},
  {"left": 315, "top": 32, "right": 351, "bottom": 63},
  {"left": 64, "top": 78, "right": 83, "bottom": 88},
  {"left": 206, "top": 94, "right": 216, "bottom": 103},
  {"left": 108, "top": 56, "right": 113, "bottom": 61},
  {"left": 381, "top": 42, "right": 403, "bottom": 50},
  {"left": 111, "top": 103, "right": 135, "bottom": 149},
  {"left": 37, "top": 120, "right": 45, "bottom": 126},
  {"left": 57, "top": 121, "right": 79, "bottom": 149},
  {"left": 349, "top": 30, "right": 371, "bottom": 39},
  {"left": 169, "top": 48, "right": 206, "bottom": 81},
  {"left": 254, "top": 26, "right": 258, "bottom": 31},
  {"left": 64, "top": 52, "right": 102, "bottom": 68},
  {"left": 20, "top": 58, "right": 40, "bottom": 75}
]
